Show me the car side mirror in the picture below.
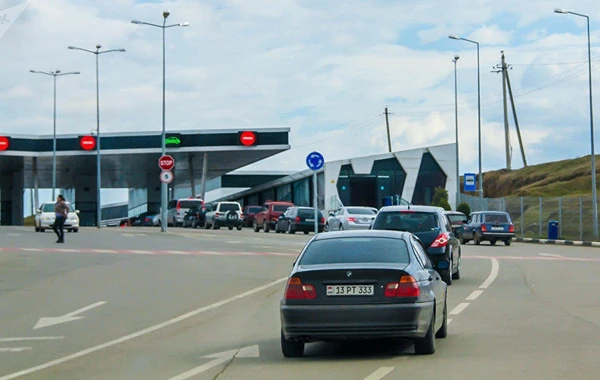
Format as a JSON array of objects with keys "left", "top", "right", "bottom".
[{"left": 329, "top": 212, "right": 334, "bottom": 217}]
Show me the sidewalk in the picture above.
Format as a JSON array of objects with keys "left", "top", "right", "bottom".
[{"left": 513, "top": 237, "right": 600, "bottom": 247}]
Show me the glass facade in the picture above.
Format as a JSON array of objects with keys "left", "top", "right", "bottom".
[
  {"left": 276, "top": 183, "right": 292, "bottom": 202},
  {"left": 412, "top": 152, "right": 447, "bottom": 205},
  {"left": 336, "top": 158, "right": 407, "bottom": 208},
  {"left": 293, "top": 178, "right": 310, "bottom": 206}
]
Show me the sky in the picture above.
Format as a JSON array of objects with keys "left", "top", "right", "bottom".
[{"left": 3, "top": 0, "right": 600, "bottom": 208}]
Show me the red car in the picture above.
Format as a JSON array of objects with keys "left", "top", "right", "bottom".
[
  {"left": 243, "top": 205, "right": 262, "bottom": 227},
  {"left": 253, "top": 201, "right": 294, "bottom": 232}
]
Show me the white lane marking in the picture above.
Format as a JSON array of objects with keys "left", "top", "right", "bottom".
[
  {"left": 466, "top": 290, "right": 484, "bottom": 301},
  {"left": 166, "top": 251, "right": 190, "bottom": 255},
  {"left": 92, "top": 249, "right": 118, "bottom": 254},
  {"left": 7, "top": 233, "right": 21, "bottom": 236},
  {"left": 0, "top": 337, "right": 64, "bottom": 342},
  {"left": 539, "top": 253, "right": 565, "bottom": 258},
  {"left": 0, "top": 348, "right": 31, "bottom": 353},
  {"left": 0, "top": 277, "right": 288, "bottom": 380},
  {"left": 55, "top": 249, "right": 78, "bottom": 252},
  {"left": 479, "top": 258, "right": 500, "bottom": 289},
  {"left": 364, "top": 367, "right": 395, "bottom": 380},
  {"left": 34, "top": 301, "right": 107, "bottom": 330},
  {"left": 167, "top": 345, "right": 259, "bottom": 380},
  {"left": 20, "top": 248, "right": 41, "bottom": 252},
  {"left": 449, "top": 302, "right": 470, "bottom": 315},
  {"left": 227, "top": 241, "right": 242, "bottom": 244},
  {"left": 447, "top": 318, "right": 452, "bottom": 325},
  {"left": 129, "top": 250, "right": 154, "bottom": 254}
]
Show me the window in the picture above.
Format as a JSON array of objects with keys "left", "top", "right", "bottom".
[
  {"left": 372, "top": 211, "right": 440, "bottom": 233},
  {"left": 299, "top": 237, "right": 410, "bottom": 265},
  {"left": 168, "top": 200, "right": 177, "bottom": 209},
  {"left": 179, "top": 200, "right": 203, "bottom": 209},
  {"left": 411, "top": 236, "right": 433, "bottom": 269},
  {"left": 246, "top": 206, "right": 261, "bottom": 214},
  {"left": 484, "top": 213, "right": 509, "bottom": 223},
  {"left": 447, "top": 214, "right": 467, "bottom": 224},
  {"left": 273, "top": 205, "right": 290, "bottom": 212},
  {"left": 219, "top": 203, "right": 240, "bottom": 212},
  {"left": 346, "top": 207, "right": 376, "bottom": 215},
  {"left": 298, "top": 208, "right": 322, "bottom": 217},
  {"left": 42, "top": 203, "right": 75, "bottom": 213}
]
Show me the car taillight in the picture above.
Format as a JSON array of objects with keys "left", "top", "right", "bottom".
[
  {"left": 320, "top": 217, "right": 325, "bottom": 223},
  {"left": 176, "top": 203, "right": 181, "bottom": 210},
  {"left": 481, "top": 225, "right": 487, "bottom": 232},
  {"left": 509, "top": 224, "right": 514, "bottom": 232},
  {"left": 215, "top": 212, "right": 220, "bottom": 217},
  {"left": 430, "top": 232, "right": 450, "bottom": 248},
  {"left": 284, "top": 277, "right": 316, "bottom": 300},
  {"left": 240, "top": 213, "right": 244, "bottom": 218},
  {"left": 384, "top": 276, "right": 420, "bottom": 297},
  {"left": 347, "top": 217, "right": 356, "bottom": 223}
]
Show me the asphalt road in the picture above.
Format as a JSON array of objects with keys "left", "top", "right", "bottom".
[{"left": 0, "top": 225, "right": 599, "bottom": 379}]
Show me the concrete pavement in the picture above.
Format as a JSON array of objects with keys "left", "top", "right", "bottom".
[{"left": 0, "top": 226, "right": 599, "bottom": 379}]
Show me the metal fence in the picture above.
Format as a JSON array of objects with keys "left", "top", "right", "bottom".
[{"left": 459, "top": 194, "right": 597, "bottom": 241}]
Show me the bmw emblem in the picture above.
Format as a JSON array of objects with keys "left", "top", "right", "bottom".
[{"left": 346, "top": 271, "right": 352, "bottom": 277}]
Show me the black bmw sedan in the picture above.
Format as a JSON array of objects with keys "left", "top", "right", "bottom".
[{"left": 280, "top": 230, "right": 448, "bottom": 357}]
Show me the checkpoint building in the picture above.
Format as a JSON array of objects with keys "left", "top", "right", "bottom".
[
  {"left": 0, "top": 128, "right": 290, "bottom": 226},
  {"left": 213, "top": 143, "right": 457, "bottom": 212}
]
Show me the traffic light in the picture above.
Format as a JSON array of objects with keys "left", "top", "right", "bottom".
[{"left": 238, "top": 131, "right": 257, "bottom": 146}]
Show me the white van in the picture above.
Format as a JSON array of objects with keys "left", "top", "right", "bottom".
[{"left": 167, "top": 198, "right": 204, "bottom": 227}]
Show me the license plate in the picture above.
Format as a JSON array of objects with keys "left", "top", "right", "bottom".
[
  {"left": 491, "top": 226, "right": 504, "bottom": 231},
  {"left": 306, "top": 219, "right": 314, "bottom": 222},
  {"left": 326, "top": 285, "right": 374, "bottom": 296}
]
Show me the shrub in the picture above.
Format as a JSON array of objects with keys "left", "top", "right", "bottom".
[
  {"left": 457, "top": 202, "right": 471, "bottom": 215},
  {"left": 432, "top": 187, "right": 451, "bottom": 211}
]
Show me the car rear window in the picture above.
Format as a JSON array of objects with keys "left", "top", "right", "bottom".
[
  {"left": 346, "top": 207, "right": 376, "bottom": 215},
  {"left": 179, "top": 200, "right": 203, "bottom": 209},
  {"left": 246, "top": 207, "right": 261, "bottom": 213},
  {"left": 299, "top": 237, "right": 410, "bottom": 265},
  {"left": 273, "top": 205, "right": 290, "bottom": 212},
  {"left": 298, "top": 208, "right": 323, "bottom": 217},
  {"left": 484, "top": 214, "right": 509, "bottom": 223},
  {"left": 447, "top": 214, "right": 467, "bottom": 223},
  {"left": 372, "top": 211, "right": 439, "bottom": 233},
  {"left": 220, "top": 203, "right": 240, "bottom": 212},
  {"left": 42, "top": 203, "right": 74, "bottom": 212}
]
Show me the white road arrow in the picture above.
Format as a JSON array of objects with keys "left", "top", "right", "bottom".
[
  {"left": 33, "top": 301, "right": 107, "bottom": 330},
  {"left": 168, "top": 345, "right": 259, "bottom": 380}
]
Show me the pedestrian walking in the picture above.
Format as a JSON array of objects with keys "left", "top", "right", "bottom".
[{"left": 51, "top": 194, "right": 69, "bottom": 243}]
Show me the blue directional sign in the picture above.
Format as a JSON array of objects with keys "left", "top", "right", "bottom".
[
  {"left": 306, "top": 151, "right": 324, "bottom": 171},
  {"left": 464, "top": 173, "right": 477, "bottom": 192}
]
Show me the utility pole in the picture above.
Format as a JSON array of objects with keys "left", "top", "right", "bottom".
[
  {"left": 505, "top": 68, "right": 528, "bottom": 167},
  {"left": 384, "top": 107, "right": 392, "bottom": 152},
  {"left": 493, "top": 51, "right": 512, "bottom": 170}
]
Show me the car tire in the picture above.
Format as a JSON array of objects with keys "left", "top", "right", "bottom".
[
  {"left": 253, "top": 220, "right": 260, "bottom": 232},
  {"left": 474, "top": 234, "right": 481, "bottom": 245},
  {"left": 228, "top": 226, "right": 233, "bottom": 230},
  {"left": 287, "top": 224, "right": 295, "bottom": 234},
  {"left": 460, "top": 237, "right": 467, "bottom": 245},
  {"left": 74, "top": 229, "right": 79, "bottom": 233},
  {"left": 435, "top": 297, "right": 448, "bottom": 339},
  {"left": 490, "top": 239, "right": 496, "bottom": 246},
  {"left": 304, "top": 231, "right": 309, "bottom": 235},
  {"left": 35, "top": 226, "right": 39, "bottom": 232},
  {"left": 505, "top": 239, "right": 511, "bottom": 246},
  {"left": 414, "top": 312, "right": 436, "bottom": 355},
  {"left": 40, "top": 228, "right": 45, "bottom": 233},
  {"left": 324, "top": 223, "right": 329, "bottom": 232},
  {"left": 452, "top": 253, "right": 461, "bottom": 280},
  {"left": 263, "top": 220, "right": 270, "bottom": 233},
  {"left": 213, "top": 221, "right": 220, "bottom": 230},
  {"left": 281, "top": 330, "right": 304, "bottom": 358},
  {"left": 236, "top": 225, "right": 243, "bottom": 231}
]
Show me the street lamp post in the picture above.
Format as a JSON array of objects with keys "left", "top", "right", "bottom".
[
  {"left": 555, "top": 8, "right": 598, "bottom": 237},
  {"left": 131, "top": 11, "right": 189, "bottom": 233},
  {"left": 449, "top": 35, "right": 483, "bottom": 207},
  {"left": 29, "top": 69, "right": 80, "bottom": 200},
  {"left": 68, "top": 45, "right": 126, "bottom": 229},
  {"left": 453, "top": 55, "right": 460, "bottom": 209}
]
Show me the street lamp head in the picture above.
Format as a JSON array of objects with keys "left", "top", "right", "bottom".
[
  {"left": 179, "top": 22, "right": 190, "bottom": 27},
  {"left": 67, "top": 46, "right": 76, "bottom": 50},
  {"left": 448, "top": 34, "right": 461, "bottom": 40},
  {"left": 29, "top": 69, "right": 36, "bottom": 73},
  {"left": 163, "top": 10, "right": 170, "bottom": 19},
  {"left": 116, "top": 48, "right": 126, "bottom": 52},
  {"left": 96, "top": 44, "right": 102, "bottom": 49},
  {"left": 454, "top": 55, "right": 460, "bottom": 60},
  {"left": 55, "top": 70, "right": 61, "bottom": 74},
  {"left": 554, "top": 8, "right": 569, "bottom": 14},
  {"left": 131, "top": 20, "right": 142, "bottom": 24},
  {"left": 73, "top": 71, "right": 81, "bottom": 75}
]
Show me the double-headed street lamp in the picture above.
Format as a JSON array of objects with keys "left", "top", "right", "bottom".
[
  {"left": 452, "top": 55, "right": 460, "bottom": 208},
  {"left": 554, "top": 8, "right": 598, "bottom": 237},
  {"left": 131, "top": 11, "right": 189, "bottom": 233},
  {"left": 29, "top": 69, "right": 80, "bottom": 200},
  {"left": 448, "top": 35, "right": 483, "bottom": 205},
  {"left": 68, "top": 44, "right": 126, "bottom": 229}
]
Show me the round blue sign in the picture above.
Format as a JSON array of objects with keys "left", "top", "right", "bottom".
[{"left": 306, "top": 151, "right": 324, "bottom": 171}]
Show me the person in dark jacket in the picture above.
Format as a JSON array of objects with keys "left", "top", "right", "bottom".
[{"left": 52, "top": 194, "right": 69, "bottom": 243}]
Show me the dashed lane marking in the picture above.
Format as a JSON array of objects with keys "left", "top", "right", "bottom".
[
  {"left": 0, "top": 337, "right": 64, "bottom": 342},
  {"left": 364, "top": 366, "right": 396, "bottom": 380},
  {"left": 449, "top": 302, "right": 470, "bottom": 315},
  {"left": 539, "top": 253, "right": 566, "bottom": 258},
  {"left": 466, "top": 290, "right": 484, "bottom": 301},
  {"left": 0, "top": 348, "right": 31, "bottom": 353}
]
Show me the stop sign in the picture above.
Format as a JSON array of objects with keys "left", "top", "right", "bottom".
[
  {"left": 158, "top": 155, "right": 175, "bottom": 171},
  {"left": 80, "top": 136, "right": 96, "bottom": 150},
  {"left": 0, "top": 136, "right": 9, "bottom": 151}
]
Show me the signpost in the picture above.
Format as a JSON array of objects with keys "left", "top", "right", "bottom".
[
  {"left": 160, "top": 170, "right": 174, "bottom": 184},
  {"left": 464, "top": 173, "right": 477, "bottom": 192},
  {"left": 158, "top": 155, "right": 175, "bottom": 171},
  {"left": 306, "top": 151, "right": 324, "bottom": 234},
  {"left": 159, "top": 155, "right": 175, "bottom": 229}
]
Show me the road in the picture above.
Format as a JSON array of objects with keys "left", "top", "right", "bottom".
[{"left": 0, "top": 225, "right": 599, "bottom": 379}]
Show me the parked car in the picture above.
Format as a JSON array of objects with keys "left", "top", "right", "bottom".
[
  {"left": 445, "top": 211, "right": 468, "bottom": 235},
  {"left": 275, "top": 206, "right": 325, "bottom": 234},
  {"left": 325, "top": 206, "right": 377, "bottom": 231},
  {"left": 204, "top": 201, "right": 244, "bottom": 230},
  {"left": 243, "top": 205, "right": 261, "bottom": 227},
  {"left": 166, "top": 198, "right": 204, "bottom": 227},
  {"left": 35, "top": 202, "right": 80, "bottom": 233},
  {"left": 460, "top": 211, "right": 515, "bottom": 246},
  {"left": 279, "top": 229, "right": 448, "bottom": 357},
  {"left": 182, "top": 204, "right": 207, "bottom": 228},
  {"left": 371, "top": 205, "right": 461, "bottom": 285},
  {"left": 253, "top": 201, "right": 294, "bottom": 233},
  {"left": 119, "top": 211, "right": 157, "bottom": 227}
]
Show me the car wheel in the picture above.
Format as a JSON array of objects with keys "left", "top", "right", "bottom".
[
  {"left": 35, "top": 226, "right": 39, "bottom": 232},
  {"left": 40, "top": 228, "right": 45, "bottom": 233},
  {"left": 287, "top": 224, "right": 295, "bottom": 234},
  {"left": 324, "top": 223, "right": 329, "bottom": 232},
  {"left": 490, "top": 239, "right": 496, "bottom": 246},
  {"left": 205, "top": 221, "right": 210, "bottom": 229},
  {"left": 281, "top": 330, "right": 304, "bottom": 358},
  {"left": 505, "top": 239, "right": 511, "bottom": 246},
  {"left": 253, "top": 220, "right": 260, "bottom": 232},
  {"left": 460, "top": 237, "right": 467, "bottom": 244},
  {"left": 183, "top": 223, "right": 188, "bottom": 228},
  {"left": 441, "top": 257, "right": 452, "bottom": 285},
  {"left": 435, "top": 297, "right": 448, "bottom": 339},
  {"left": 452, "top": 253, "right": 461, "bottom": 280},
  {"left": 474, "top": 234, "right": 481, "bottom": 245},
  {"left": 263, "top": 220, "right": 270, "bottom": 233},
  {"left": 304, "top": 231, "right": 309, "bottom": 235},
  {"left": 74, "top": 229, "right": 79, "bottom": 233},
  {"left": 275, "top": 223, "right": 280, "bottom": 233},
  {"left": 213, "top": 221, "right": 220, "bottom": 230},
  {"left": 236, "top": 225, "right": 243, "bottom": 231},
  {"left": 414, "top": 312, "right": 436, "bottom": 355},
  {"left": 228, "top": 225, "right": 233, "bottom": 230}
]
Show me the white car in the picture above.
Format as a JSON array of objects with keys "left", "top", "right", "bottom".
[{"left": 35, "top": 202, "right": 80, "bottom": 233}]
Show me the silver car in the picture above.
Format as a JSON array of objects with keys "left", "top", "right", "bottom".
[{"left": 325, "top": 206, "right": 377, "bottom": 231}]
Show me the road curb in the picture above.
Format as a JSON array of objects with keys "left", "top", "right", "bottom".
[{"left": 513, "top": 237, "right": 600, "bottom": 247}]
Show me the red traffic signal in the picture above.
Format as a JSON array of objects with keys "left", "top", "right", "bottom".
[
  {"left": 79, "top": 135, "right": 96, "bottom": 150},
  {"left": 239, "top": 131, "right": 257, "bottom": 146},
  {"left": 0, "top": 136, "right": 10, "bottom": 151}
]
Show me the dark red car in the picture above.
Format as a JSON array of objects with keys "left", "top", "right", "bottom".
[{"left": 243, "top": 205, "right": 261, "bottom": 227}]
